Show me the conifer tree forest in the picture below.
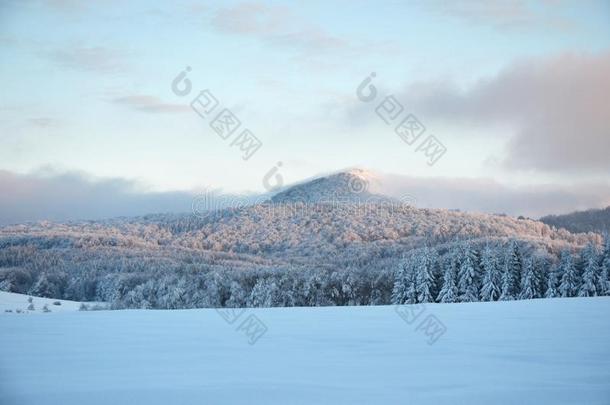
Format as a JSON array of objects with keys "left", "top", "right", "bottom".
[{"left": 0, "top": 208, "right": 607, "bottom": 309}]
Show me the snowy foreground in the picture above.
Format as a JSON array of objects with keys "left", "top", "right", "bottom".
[
  {"left": 1, "top": 297, "right": 609, "bottom": 405},
  {"left": 0, "top": 291, "right": 105, "bottom": 314}
]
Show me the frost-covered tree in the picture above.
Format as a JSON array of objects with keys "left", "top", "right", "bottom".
[
  {"left": 533, "top": 256, "right": 549, "bottom": 298},
  {"left": 405, "top": 262, "right": 418, "bottom": 304},
  {"left": 157, "top": 276, "right": 189, "bottom": 309},
  {"left": 391, "top": 257, "right": 409, "bottom": 305},
  {"left": 226, "top": 281, "right": 247, "bottom": 308},
  {"left": 499, "top": 256, "right": 516, "bottom": 301},
  {"left": 558, "top": 250, "right": 578, "bottom": 298},
  {"left": 598, "top": 261, "right": 610, "bottom": 296},
  {"left": 0, "top": 279, "right": 11, "bottom": 292},
  {"left": 248, "top": 278, "right": 279, "bottom": 307},
  {"left": 480, "top": 244, "right": 501, "bottom": 302},
  {"left": 28, "top": 273, "right": 60, "bottom": 299},
  {"left": 457, "top": 242, "right": 479, "bottom": 302},
  {"left": 276, "top": 274, "right": 298, "bottom": 307},
  {"left": 520, "top": 258, "right": 537, "bottom": 300},
  {"left": 370, "top": 271, "right": 391, "bottom": 305},
  {"left": 578, "top": 243, "right": 599, "bottom": 297},
  {"left": 302, "top": 273, "right": 330, "bottom": 307},
  {"left": 506, "top": 240, "right": 523, "bottom": 297},
  {"left": 123, "top": 283, "right": 152, "bottom": 309},
  {"left": 415, "top": 247, "right": 436, "bottom": 303},
  {"left": 203, "top": 272, "right": 225, "bottom": 307},
  {"left": 437, "top": 264, "right": 458, "bottom": 303},
  {"left": 598, "top": 235, "right": 610, "bottom": 296},
  {"left": 545, "top": 264, "right": 560, "bottom": 298},
  {"left": 391, "top": 253, "right": 419, "bottom": 304}
]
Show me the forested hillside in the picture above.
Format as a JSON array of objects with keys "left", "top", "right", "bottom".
[
  {"left": 0, "top": 171, "right": 606, "bottom": 309},
  {"left": 540, "top": 206, "right": 610, "bottom": 235}
]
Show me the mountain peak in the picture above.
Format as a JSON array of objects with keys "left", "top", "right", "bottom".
[
  {"left": 344, "top": 167, "right": 376, "bottom": 180},
  {"left": 270, "top": 168, "right": 388, "bottom": 204}
]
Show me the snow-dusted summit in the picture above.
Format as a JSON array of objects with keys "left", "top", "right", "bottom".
[{"left": 271, "top": 168, "right": 390, "bottom": 204}]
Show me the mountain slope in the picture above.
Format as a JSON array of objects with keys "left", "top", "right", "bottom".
[
  {"left": 540, "top": 206, "right": 610, "bottom": 235},
  {"left": 0, "top": 169, "right": 603, "bottom": 308}
]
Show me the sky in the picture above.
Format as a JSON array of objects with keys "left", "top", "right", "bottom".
[{"left": 0, "top": 0, "right": 609, "bottom": 222}]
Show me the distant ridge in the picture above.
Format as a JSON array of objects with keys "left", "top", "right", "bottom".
[{"left": 540, "top": 206, "right": 610, "bottom": 235}]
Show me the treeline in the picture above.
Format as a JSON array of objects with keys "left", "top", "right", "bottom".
[
  {"left": 392, "top": 239, "right": 610, "bottom": 305},
  {"left": 2, "top": 237, "right": 608, "bottom": 309},
  {"left": 0, "top": 203, "right": 601, "bottom": 310}
]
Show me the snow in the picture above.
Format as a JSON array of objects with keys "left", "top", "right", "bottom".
[
  {"left": 1, "top": 297, "right": 609, "bottom": 404},
  {"left": 0, "top": 291, "right": 105, "bottom": 314}
]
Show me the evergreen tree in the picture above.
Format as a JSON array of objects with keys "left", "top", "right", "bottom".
[
  {"left": 533, "top": 256, "right": 549, "bottom": 298},
  {"left": 578, "top": 243, "right": 599, "bottom": 297},
  {"left": 558, "top": 250, "right": 578, "bottom": 298},
  {"left": 598, "top": 261, "right": 610, "bottom": 296},
  {"left": 500, "top": 251, "right": 516, "bottom": 301},
  {"left": 598, "top": 235, "right": 610, "bottom": 296},
  {"left": 405, "top": 261, "right": 418, "bottom": 304},
  {"left": 545, "top": 265, "right": 559, "bottom": 298},
  {"left": 457, "top": 242, "right": 479, "bottom": 302},
  {"left": 391, "top": 257, "right": 408, "bottom": 305},
  {"left": 437, "top": 264, "right": 458, "bottom": 303},
  {"left": 519, "top": 258, "right": 537, "bottom": 300},
  {"left": 480, "top": 244, "right": 501, "bottom": 301},
  {"left": 415, "top": 247, "right": 436, "bottom": 303},
  {"left": 598, "top": 267, "right": 609, "bottom": 296},
  {"left": 506, "top": 240, "right": 523, "bottom": 297}
]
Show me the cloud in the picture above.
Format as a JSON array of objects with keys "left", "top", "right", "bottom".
[
  {"left": 419, "top": 0, "right": 576, "bottom": 32},
  {"left": 0, "top": 169, "right": 269, "bottom": 226},
  {"left": 374, "top": 173, "right": 610, "bottom": 219},
  {"left": 211, "top": 2, "right": 348, "bottom": 54},
  {"left": 111, "top": 95, "right": 191, "bottom": 113},
  {"left": 27, "top": 117, "right": 60, "bottom": 128},
  {"left": 0, "top": 171, "right": 180, "bottom": 225},
  {"left": 212, "top": 2, "right": 286, "bottom": 35},
  {"left": 365, "top": 52, "right": 610, "bottom": 174},
  {"left": 0, "top": 169, "right": 189, "bottom": 225},
  {"left": 0, "top": 168, "right": 608, "bottom": 225},
  {"left": 45, "top": 46, "right": 125, "bottom": 73}
]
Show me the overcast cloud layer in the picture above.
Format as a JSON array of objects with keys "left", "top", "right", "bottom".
[
  {"left": 1, "top": 169, "right": 608, "bottom": 225},
  {"left": 375, "top": 173, "right": 610, "bottom": 219},
  {"left": 393, "top": 52, "right": 610, "bottom": 174}
]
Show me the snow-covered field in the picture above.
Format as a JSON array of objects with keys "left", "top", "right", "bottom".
[
  {"left": 1, "top": 297, "right": 609, "bottom": 404},
  {"left": 0, "top": 291, "right": 105, "bottom": 314}
]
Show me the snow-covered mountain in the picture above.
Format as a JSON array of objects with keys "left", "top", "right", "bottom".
[
  {"left": 271, "top": 168, "right": 391, "bottom": 204},
  {"left": 0, "top": 168, "right": 605, "bottom": 308}
]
